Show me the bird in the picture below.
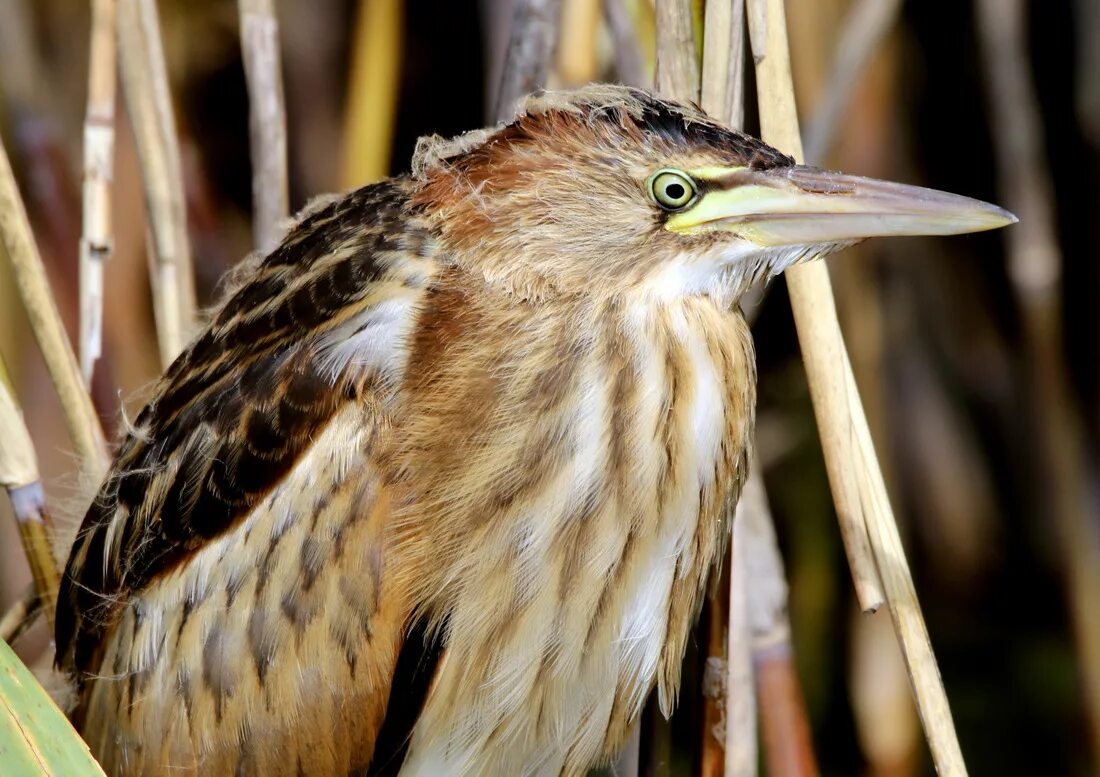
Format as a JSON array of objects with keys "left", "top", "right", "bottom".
[{"left": 54, "top": 84, "right": 1015, "bottom": 777}]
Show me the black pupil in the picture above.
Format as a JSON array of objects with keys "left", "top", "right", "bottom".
[{"left": 664, "top": 182, "right": 686, "bottom": 201}]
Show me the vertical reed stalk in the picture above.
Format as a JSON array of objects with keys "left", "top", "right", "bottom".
[
  {"left": 80, "top": 0, "right": 119, "bottom": 385},
  {"left": 117, "top": 0, "right": 197, "bottom": 366},
  {"left": 239, "top": 0, "right": 290, "bottom": 253},
  {"left": 494, "top": 0, "right": 564, "bottom": 123},
  {"left": 603, "top": 0, "right": 647, "bottom": 87},
  {"left": 654, "top": 0, "right": 699, "bottom": 102},
  {"left": 343, "top": 0, "right": 404, "bottom": 186}
]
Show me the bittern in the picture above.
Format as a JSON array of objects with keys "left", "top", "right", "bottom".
[{"left": 56, "top": 85, "right": 1014, "bottom": 776}]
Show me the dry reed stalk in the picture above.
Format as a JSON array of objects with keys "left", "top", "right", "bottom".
[
  {"left": 0, "top": 138, "right": 109, "bottom": 477},
  {"left": 975, "top": 0, "right": 1100, "bottom": 761},
  {"left": 79, "top": 0, "right": 119, "bottom": 385},
  {"left": 700, "top": 0, "right": 745, "bottom": 132},
  {"left": 654, "top": 0, "right": 699, "bottom": 103},
  {"left": 751, "top": 0, "right": 967, "bottom": 772},
  {"left": 746, "top": 0, "right": 885, "bottom": 614},
  {"left": 0, "top": 585, "right": 36, "bottom": 645},
  {"left": 343, "top": 0, "right": 403, "bottom": 186},
  {"left": 117, "top": 0, "right": 197, "bottom": 367},
  {"left": 734, "top": 469, "right": 818, "bottom": 777},
  {"left": 239, "top": 0, "right": 289, "bottom": 254},
  {"left": 698, "top": 5, "right": 752, "bottom": 775},
  {"left": 557, "top": 0, "right": 602, "bottom": 86},
  {"left": 602, "top": 0, "right": 647, "bottom": 87},
  {"left": 0, "top": 365, "right": 60, "bottom": 629},
  {"left": 494, "top": 0, "right": 564, "bottom": 123},
  {"left": 801, "top": 0, "right": 902, "bottom": 164},
  {"left": 723, "top": 527, "right": 756, "bottom": 777}
]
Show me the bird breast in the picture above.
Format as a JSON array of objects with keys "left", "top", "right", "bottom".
[{"left": 393, "top": 282, "right": 756, "bottom": 776}]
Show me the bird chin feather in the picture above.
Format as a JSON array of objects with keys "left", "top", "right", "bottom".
[{"left": 638, "top": 240, "right": 854, "bottom": 305}]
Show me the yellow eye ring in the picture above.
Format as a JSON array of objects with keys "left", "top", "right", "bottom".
[{"left": 648, "top": 169, "right": 697, "bottom": 211}]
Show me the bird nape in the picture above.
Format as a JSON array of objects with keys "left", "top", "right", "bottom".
[{"left": 55, "top": 84, "right": 1015, "bottom": 777}]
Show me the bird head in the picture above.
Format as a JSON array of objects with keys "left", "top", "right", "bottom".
[{"left": 411, "top": 85, "right": 1015, "bottom": 303}]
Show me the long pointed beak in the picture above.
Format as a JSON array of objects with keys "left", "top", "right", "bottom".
[{"left": 666, "top": 165, "right": 1017, "bottom": 246}]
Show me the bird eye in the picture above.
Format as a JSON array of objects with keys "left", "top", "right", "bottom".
[{"left": 648, "top": 169, "right": 697, "bottom": 211}]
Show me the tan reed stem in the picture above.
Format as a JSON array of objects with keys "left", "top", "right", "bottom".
[
  {"left": 494, "top": 0, "right": 564, "bottom": 123},
  {"left": 343, "top": 0, "right": 403, "bottom": 186},
  {"left": 0, "top": 139, "right": 109, "bottom": 477},
  {"left": 975, "top": 0, "right": 1100, "bottom": 762},
  {"left": 117, "top": 0, "right": 197, "bottom": 367},
  {"left": 557, "top": 0, "right": 602, "bottom": 86},
  {"left": 602, "top": 0, "right": 647, "bottom": 87},
  {"left": 745, "top": 0, "right": 884, "bottom": 614},
  {"left": 80, "top": 0, "right": 119, "bottom": 385},
  {"left": 751, "top": 0, "right": 966, "bottom": 771},
  {"left": 654, "top": 0, "right": 699, "bottom": 103},
  {"left": 239, "top": 0, "right": 289, "bottom": 253},
  {"left": 700, "top": 5, "right": 751, "bottom": 775},
  {"left": 701, "top": 0, "right": 745, "bottom": 134},
  {"left": 734, "top": 468, "right": 819, "bottom": 777},
  {"left": 0, "top": 584, "right": 37, "bottom": 645},
  {"left": 0, "top": 366, "right": 60, "bottom": 629}
]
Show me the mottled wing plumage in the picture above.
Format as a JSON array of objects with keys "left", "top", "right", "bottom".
[{"left": 56, "top": 179, "right": 434, "bottom": 678}]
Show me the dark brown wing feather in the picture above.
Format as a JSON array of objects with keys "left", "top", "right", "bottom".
[{"left": 56, "top": 178, "right": 432, "bottom": 676}]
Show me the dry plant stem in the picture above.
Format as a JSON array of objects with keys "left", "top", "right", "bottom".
[
  {"left": 701, "top": 0, "right": 745, "bottom": 132},
  {"left": 749, "top": 0, "right": 884, "bottom": 614},
  {"left": 557, "top": 0, "right": 602, "bottom": 85},
  {"left": 734, "top": 466, "right": 818, "bottom": 777},
  {"left": 494, "top": 0, "right": 564, "bottom": 123},
  {"left": 755, "top": 644, "right": 817, "bottom": 777},
  {"left": 801, "top": 0, "right": 902, "bottom": 163},
  {"left": 745, "top": 0, "right": 767, "bottom": 64},
  {"left": 976, "top": 0, "right": 1100, "bottom": 760},
  {"left": 342, "top": 0, "right": 403, "bottom": 187},
  {"left": 117, "top": 0, "right": 197, "bottom": 367},
  {"left": 654, "top": 0, "right": 699, "bottom": 103},
  {"left": 0, "top": 372, "right": 59, "bottom": 628},
  {"left": 239, "top": 0, "right": 289, "bottom": 254},
  {"left": 699, "top": 6, "right": 755, "bottom": 775},
  {"left": 603, "top": 0, "right": 647, "bottom": 87},
  {"left": 0, "top": 585, "right": 38, "bottom": 645},
  {"left": 614, "top": 725, "right": 641, "bottom": 777},
  {"left": 80, "top": 0, "right": 119, "bottom": 385},
  {"left": 754, "top": 0, "right": 966, "bottom": 773},
  {"left": 725, "top": 502, "right": 757, "bottom": 777},
  {"left": 9, "top": 484, "right": 60, "bottom": 630},
  {"left": 0, "top": 140, "right": 109, "bottom": 476}
]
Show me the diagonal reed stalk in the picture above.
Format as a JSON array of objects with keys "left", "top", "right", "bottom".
[
  {"left": 117, "top": 0, "right": 197, "bottom": 367},
  {"left": 79, "top": 0, "right": 119, "bottom": 385},
  {"left": 0, "top": 136, "right": 109, "bottom": 477},
  {"left": 0, "top": 361, "right": 60, "bottom": 630},
  {"left": 239, "top": 0, "right": 289, "bottom": 253},
  {"left": 750, "top": 0, "right": 966, "bottom": 772}
]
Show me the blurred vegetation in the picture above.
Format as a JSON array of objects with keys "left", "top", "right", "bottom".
[{"left": 0, "top": 1, "right": 1097, "bottom": 775}]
